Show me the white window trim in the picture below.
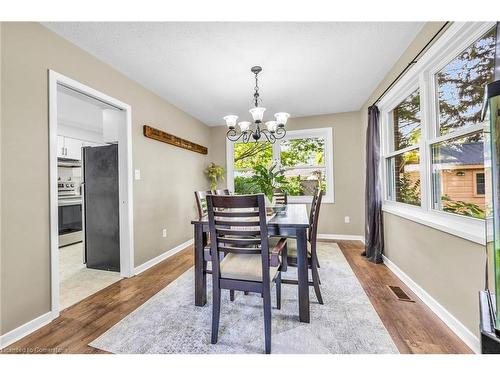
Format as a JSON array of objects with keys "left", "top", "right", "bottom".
[
  {"left": 379, "top": 22, "right": 495, "bottom": 245},
  {"left": 226, "top": 127, "right": 334, "bottom": 203}
]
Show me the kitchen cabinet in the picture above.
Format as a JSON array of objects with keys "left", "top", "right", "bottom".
[{"left": 57, "top": 136, "right": 84, "bottom": 160}]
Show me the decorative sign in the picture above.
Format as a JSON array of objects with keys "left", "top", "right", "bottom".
[{"left": 143, "top": 125, "right": 208, "bottom": 155}]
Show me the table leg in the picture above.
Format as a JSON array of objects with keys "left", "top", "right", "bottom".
[
  {"left": 296, "top": 227, "right": 310, "bottom": 323},
  {"left": 194, "top": 223, "right": 207, "bottom": 306}
]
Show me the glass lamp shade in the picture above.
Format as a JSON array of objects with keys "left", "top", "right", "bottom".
[
  {"left": 238, "top": 121, "right": 251, "bottom": 132},
  {"left": 249, "top": 107, "right": 266, "bottom": 122},
  {"left": 274, "top": 112, "right": 290, "bottom": 126},
  {"left": 265, "top": 120, "right": 278, "bottom": 132},
  {"left": 223, "top": 115, "right": 238, "bottom": 128}
]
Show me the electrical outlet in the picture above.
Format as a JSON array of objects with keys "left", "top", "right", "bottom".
[
  {"left": 134, "top": 169, "right": 141, "bottom": 180},
  {"left": 162, "top": 228, "right": 167, "bottom": 238},
  {"left": 344, "top": 216, "right": 350, "bottom": 224}
]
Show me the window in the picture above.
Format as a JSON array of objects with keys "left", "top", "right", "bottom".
[
  {"left": 436, "top": 28, "right": 496, "bottom": 135},
  {"left": 227, "top": 128, "right": 333, "bottom": 203},
  {"left": 431, "top": 132, "right": 485, "bottom": 218},
  {"left": 385, "top": 90, "right": 422, "bottom": 206},
  {"left": 380, "top": 22, "right": 496, "bottom": 243}
]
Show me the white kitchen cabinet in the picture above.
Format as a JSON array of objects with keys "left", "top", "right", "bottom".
[
  {"left": 57, "top": 136, "right": 83, "bottom": 160},
  {"left": 64, "top": 137, "right": 84, "bottom": 160},
  {"left": 57, "top": 136, "right": 66, "bottom": 158}
]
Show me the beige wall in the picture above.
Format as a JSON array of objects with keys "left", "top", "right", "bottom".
[
  {"left": 0, "top": 22, "right": 212, "bottom": 334},
  {"left": 361, "top": 22, "right": 485, "bottom": 337},
  {"left": 209, "top": 111, "right": 365, "bottom": 236},
  {"left": 383, "top": 213, "right": 484, "bottom": 334}
]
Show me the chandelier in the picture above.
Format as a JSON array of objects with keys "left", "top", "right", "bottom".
[{"left": 224, "top": 66, "right": 289, "bottom": 144}]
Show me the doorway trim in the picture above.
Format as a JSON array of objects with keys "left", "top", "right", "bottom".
[{"left": 48, "top": 70, "right": 134, "bottom": 316}]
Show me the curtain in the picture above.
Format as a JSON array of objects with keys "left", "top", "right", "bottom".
[{"left": 363, "top": 105, "right": 384, "bottom": 263}]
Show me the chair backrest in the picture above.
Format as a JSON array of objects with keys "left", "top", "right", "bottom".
[
  {"left": 214, "top": 189, "right": 231, "bottom": 195},
  {"left": 272, "top": 189, "right": 288, "bottom": 205},
  {"left": 206, "top": 194, "right": 271, "bottom": 285},
  {"left": 308, "top": 187, "right": 323, "bottom": 244},
  {"left": 194, "top": 190, "right": 214, "bottom": 219}
]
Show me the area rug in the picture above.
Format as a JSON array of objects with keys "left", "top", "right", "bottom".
[{"left": 89, "top": 242, "right": 398, "bottom": 354}]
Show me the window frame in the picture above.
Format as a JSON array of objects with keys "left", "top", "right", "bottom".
[
  {"left": 379, "top": 22, "right": 495, "bottom": 245},
  {"left": 226, "top": 127, "right": 334, "bottom": 204}
]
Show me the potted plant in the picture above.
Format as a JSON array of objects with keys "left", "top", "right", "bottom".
[
  {"left": 252, "top": 162, "right": 286, "bottom": 202},
  {"left": 205, "top": 162, "right": 225, "bottom": 190}
]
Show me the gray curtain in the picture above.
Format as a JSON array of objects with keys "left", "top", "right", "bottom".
[{"left": 363, "top": 105, "right": 384, "bottom": 263}]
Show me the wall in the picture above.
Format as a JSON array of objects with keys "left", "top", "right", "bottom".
[
  {"left": 360, "top": 22, "right": 485, "bottom": 339},
  {"left": 209, "top": 111, "right": 365, "bottom": 236},
  {"left": 0, "top": 22, "right": 212, "bottom": 335}
]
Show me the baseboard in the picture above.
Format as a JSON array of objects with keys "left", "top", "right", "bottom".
[
  {"left": 318, "top": 233, "right": 365, "bottom": 244},
  {"left": 0, "top": 311, "right": 56, "bottom": 350},
  {"left": 134, "top": 239, "right": 193, "bottom": 275},
  {"left": 382, "top": 255, "right": 480, "bottom": 353}
]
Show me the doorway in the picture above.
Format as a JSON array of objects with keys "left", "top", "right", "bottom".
[{"left": 49, "top": 71, "right": 134, "bottom": 315}]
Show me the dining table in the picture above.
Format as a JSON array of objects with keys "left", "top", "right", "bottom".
[{"left": 191, "top": 203, "right": 311, "bottom": 323}]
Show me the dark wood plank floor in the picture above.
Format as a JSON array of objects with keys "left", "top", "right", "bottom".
[{"left": 2, "top": 240, "right": 472, "bottom": 354}]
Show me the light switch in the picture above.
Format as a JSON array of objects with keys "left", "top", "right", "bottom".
[
  {"left": 134, "top": 169, "right": 141, "bottom": 180},
  {"left": 344, "top": 216, "right": 350, "bottom": 224}
]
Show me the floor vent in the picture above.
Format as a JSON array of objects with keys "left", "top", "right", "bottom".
[{"left": 387, "top": 285, "right": 415, "bottom": 302}]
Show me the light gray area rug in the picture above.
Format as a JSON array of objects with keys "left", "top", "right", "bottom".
[{"left": 90, "top": 242, "right": 398, "bottom": 354}]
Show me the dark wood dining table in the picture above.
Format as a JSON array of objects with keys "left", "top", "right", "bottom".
[{"left": 191, "top": 203, "right": 311, "bottom": 323}]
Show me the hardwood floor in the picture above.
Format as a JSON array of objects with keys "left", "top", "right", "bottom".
[
  {"left": 2, "top": 240, "right": 472, "bottom": 354},
  {"left": 336, "top": 240, "right": 472, "bottom": 354}
]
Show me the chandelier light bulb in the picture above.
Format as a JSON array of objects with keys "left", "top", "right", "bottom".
[
  {"left": 249, "top": 107, "right": 266, "bottom": 123},
  {"left": 238, "top": 121, "right": 251, "bottom": 132},
  {"left": 223, "top": 115, "right": 238, "bottom": 128},
  {"left": 274, "top": 112, "right": 290, "bottom": 126},
  {"left": 265, "top": 121, "right": 278, "bottom": 133}
]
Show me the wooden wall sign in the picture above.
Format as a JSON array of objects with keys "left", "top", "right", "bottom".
[{"left": 143, "top": 125, "right": 208, "bottom": 155}]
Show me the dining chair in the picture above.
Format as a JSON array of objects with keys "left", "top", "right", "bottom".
[
  {"left": 272, "top": 189, "right": 288, "bottom": 205},
  {"left": 282, "top": 186, "right": 324, "bottom": 304},
  {"left": 206, "top": 193, "right": 286, "bottom": 354},
  {"left": 214, "top": 189, "right": 231, "bottom": 195},
  {"left": 194, "top": 190, "right": 214, "bottom": 220}
]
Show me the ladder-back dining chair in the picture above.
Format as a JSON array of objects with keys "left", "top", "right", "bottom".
[
  {"left": 283, "top": 186, "right": 324, "bottom": 304},
  {"left": 272, "top": 189, "right": 288, "bottom": 205},
  {"left": 206, "top": 194, "right": 286, "bottom": 354},
  {"left": 194, "top": 190, "right": 214, "bottom": 220}
]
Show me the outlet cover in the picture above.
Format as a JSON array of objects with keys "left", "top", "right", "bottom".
[
  {"left": 344, "top": 216, "right": 350, "bottom": 224},
  {"left": 162, "top": 228, "right": 167, "bottom": 238},
  {"left": 134, "top": 169, "right": 141, "bottom": 180}
]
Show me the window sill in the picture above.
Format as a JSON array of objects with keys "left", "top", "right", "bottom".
[{"left": 382, "top": 203, "right": 486, "bottom": 245}]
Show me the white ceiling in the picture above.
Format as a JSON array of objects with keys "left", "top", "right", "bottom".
[{"left": 44, "top": 22, "right": 424, "bottom": 126}]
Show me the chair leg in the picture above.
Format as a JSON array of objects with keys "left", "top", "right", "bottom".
[
  {"left": 230, "top": 290, "right": 235, "bottom": 301},
  {"left": 276, "top": 273, "right": 282, "bottom": 310},
  {"left": 263, "top": 287, "right": 272, "bottom": 354},
  {"left": 281, "top": 243, "right": 288, "bottom": 272},
  {"left": 311, "top": 259, "right": 324, "bottom": 305},
  {"left": 211, "top": 286, "right": 221, "bottom": 344},
  {"left": 315, "top": 252, "right": 320, "bottom": 268},
  {"left": 244, "top": 291, "right": 249, "bottom": 295}
]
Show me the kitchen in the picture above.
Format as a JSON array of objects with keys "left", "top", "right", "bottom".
[{"left": 57, "top": 84, "right": 124, "bottom": 310}]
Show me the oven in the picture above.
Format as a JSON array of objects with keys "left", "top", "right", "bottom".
[{"left": 58, "top": 181, "right": 83, "bottom": 247}]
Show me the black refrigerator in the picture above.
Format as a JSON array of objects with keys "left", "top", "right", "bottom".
[{"left": 82, "top": 144, "right": 120, "bottom": 272}]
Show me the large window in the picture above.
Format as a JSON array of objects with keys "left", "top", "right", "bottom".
[
  {"left": 227, "top": 128, "right": 334, "bottom": 203},
  {"left": 380, "top": 22, "right": 496, "bottom": 240}
]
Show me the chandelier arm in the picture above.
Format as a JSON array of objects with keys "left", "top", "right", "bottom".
[
  {"left": 226, "top": 128, "right": 246, "bottom": 142},
  {"left": 274, "top": 126, "right": 287, "bottom": 139},
  {"left": 260, "top": 129, "right": 276, "bottom": 144}
]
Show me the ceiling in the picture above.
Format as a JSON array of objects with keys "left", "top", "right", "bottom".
[{"left": 44, "top": 22, "right": 424, "bottom": 126}]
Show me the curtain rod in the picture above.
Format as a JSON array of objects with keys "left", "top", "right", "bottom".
[{"left": 371, "top": 21, "right": 451, "bottom": 108}]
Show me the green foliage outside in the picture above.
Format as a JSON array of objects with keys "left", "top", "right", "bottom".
[
  {"left": 441, "top": 195, "right": 485, "bottom": 219},
  {"left": 397, "top": 173, "right": 421, "bottom": 206},
  {"left": 233, "top": 138, "right": 326, "bottom": 198}
]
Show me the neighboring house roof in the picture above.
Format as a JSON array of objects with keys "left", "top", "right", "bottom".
[{"left": 435, "top": 142, "right": 484, "bottom": 165}]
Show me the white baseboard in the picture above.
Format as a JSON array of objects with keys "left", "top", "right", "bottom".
[
  {"left": 382, "top": 255, "right": 480, "bottom": 353},
  {"left": 134, "top": 239, "right": 193, "bottom": 275},
  {"left": 0, "top": 311, "right": 56, "bottom": 350},
  {"left": 318, "top": 233, "right": 365, "bottom": 244}
]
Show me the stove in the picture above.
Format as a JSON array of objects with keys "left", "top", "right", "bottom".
[{"left": 58, "top": 180, "right": 83, "bottom": 247}]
